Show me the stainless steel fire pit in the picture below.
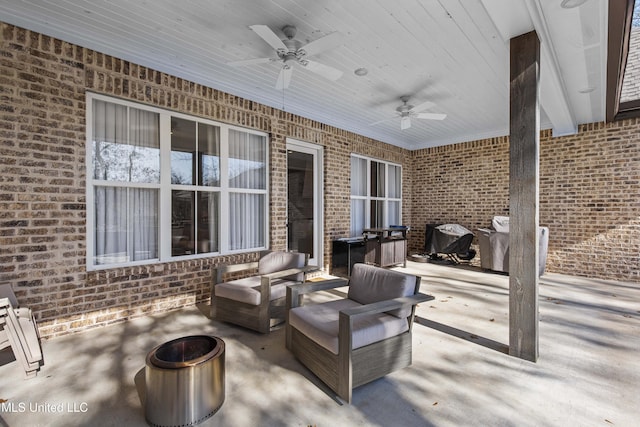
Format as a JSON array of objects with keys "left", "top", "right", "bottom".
[{"left": 145, "top": 335, "right": 225, "bottom": 427}]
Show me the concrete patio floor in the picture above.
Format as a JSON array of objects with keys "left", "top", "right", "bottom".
[{"left": 1, "top": 261, "right": 638, "bottom": 427}]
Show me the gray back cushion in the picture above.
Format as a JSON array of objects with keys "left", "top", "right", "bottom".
[
  {"left": 258, "top": 251, "right": 306, "bottom": 281},
  {"left": 347, "top": 263, "right": 418, "bottom": 318}
]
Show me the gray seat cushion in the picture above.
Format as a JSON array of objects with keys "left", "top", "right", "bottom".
[
  {"left": 214, "top": 251, "right": 307, "bottom": 305},
  {"left": 289, "top": 298, "right": 409, "bottom": 355},
  {"left": 215, "top": 277, "right": 296, "bottom": 305}
]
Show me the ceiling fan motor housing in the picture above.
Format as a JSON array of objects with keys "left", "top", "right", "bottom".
[
  {"left": 397, "top": 96, "right": 413, "bottom": 114},
  {"left": 279, "top": 26, "right": 305, "bottom": 64},
  {"left": 396, "top": 104, "right": 413, "bottom": 115}
]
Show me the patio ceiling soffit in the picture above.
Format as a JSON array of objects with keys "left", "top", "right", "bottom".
[{"left": 481, "top": 0, "right": 578, "bottom": 137}]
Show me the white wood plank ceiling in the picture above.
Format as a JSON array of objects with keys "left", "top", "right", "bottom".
[{"left": 0, "top": 0, "right": 607, "bottom": 149}]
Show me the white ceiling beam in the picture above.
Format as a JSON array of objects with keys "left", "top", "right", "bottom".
[
  {"left": 481, "top": 0, "right": 578, "bottom": 137},
  {"left": 525, "top": 0, "right": 577, "bottom": 136}
]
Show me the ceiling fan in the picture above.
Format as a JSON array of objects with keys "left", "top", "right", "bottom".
[
  {"left": 371, "top": 96, "right": 447, "bottom": 130},
  {"left": 228, "top": 24, "right": 344, "bottom": 90}
]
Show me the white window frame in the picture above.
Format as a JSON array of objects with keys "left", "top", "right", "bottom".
[
  {"left": 350, "top": 154, "right": 402, "bottom": 237},
  {"left": 86, "top": 92, "right": 269, "bottom": 270}
]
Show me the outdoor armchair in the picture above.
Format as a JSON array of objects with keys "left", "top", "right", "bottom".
[
  {"left": 285, "top": 263, "right": 433, "bottom": 403},
  {"left": 212, "top": 251, "right": 312, "bottom": 333},
  {"left": 0, "top": 283, "right": 44, "bottom": 378}
]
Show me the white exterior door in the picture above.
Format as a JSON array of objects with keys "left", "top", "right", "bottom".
[{"left": 286, "top": 139, "right": 323, "bottom": 268}]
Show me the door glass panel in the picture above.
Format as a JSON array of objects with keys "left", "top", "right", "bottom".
[{"left": 287, "top": 150, "right": 314, "bottom": 258}]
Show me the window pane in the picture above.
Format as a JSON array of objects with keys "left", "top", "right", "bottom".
[
  {"left": 388, "top": 200, "right": 401, "bottom": 227},
  {"left": 129, "top": 108, "right": 160, "bottom": 183},
  {"left": 198, "top": 123, "right": 220, "bottom": 186},
  {"left": 351, "top": 157, "right": 367, "bottom": 196},
  {"left": 388, "top": 165, "right": 401, "bottom": 198},
  {"left": 171, "top": 117, "right": 196, "bottom": 185},
  {"left": 370, "top": 200, "right": 384, "bottom": 228},
  {"left": 132, "top": 188, "right": 159, "bottom": 261},
  {"left": 370, "top": 161, "right": 385, "bottom": 197},
  {"left": 351, "top": 199, "right": 365, "bottom": 237},
  {"left": 94, "top": 187, "right": 159, "bottom": 265},
  {"left": 229, "top": 193, "right": 265, "bottom": 250},
  {"left": 92, "top": 100, "right": 159, "bottom": 183},
  {"left": 93, "top": 100, "right": 126, "bottom": 181},
  {"left": 94, "top": 187, "right": 128, "bottom": 265},
  {"left": 197, "top": 191, "right": 219, "bottom": 253},
  {"left": 229, "top": 130, "right": 266, "bottom": 189},
  {"left": 172, "top": 190, "right": 195, "bottom": 255}
]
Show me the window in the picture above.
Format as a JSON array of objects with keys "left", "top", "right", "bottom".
[
  {"left": 350, "top": 155, "right": 402, "bottom": 236},
  {"left": 86, "top": 93, "right": 268, "bottom": 269},
  {"left": 607, "top": 0, "right": 640, "bottom": 120},
  {"left": 170, "top": 118, "right": 221, "bottom": 256}
]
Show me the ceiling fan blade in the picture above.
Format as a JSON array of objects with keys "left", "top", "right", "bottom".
[
  {"left": 400, "top": 116, "right": 412, "bottom": 130},
  {"left": 301, "top": 32, "right": 344, "bottom": 57},
  {"left": 249, "top": 25, "right": 287, "bottom": 51},
  {"left": 227, "top": 57, "right": 274, "bottom": 66},
  {"left": 410, "top": 100, "right": 436, "bottom": 113},
  {"left": 416, "top": 112, "right": 447, "bottom": 120},
  {"left": 276, "top": 66, "right": 293, "bottom": 90},
  {"left": 303, "top": 60, "right": 343, "bottom": 81}
]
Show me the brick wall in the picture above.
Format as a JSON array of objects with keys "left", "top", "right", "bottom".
[
  {"left": 0, "top": 23, "right": 397, "bottom": 338},
  {"left": 1, "top": 22, "right": 638, "bottom": 339},
  {"left": 409, "top": 124, "right": 640, "bottom": 282}
]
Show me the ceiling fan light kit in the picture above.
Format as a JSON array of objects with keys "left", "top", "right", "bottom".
[{"left": 228, "top": 24, "right": 344, "bottom": 90}]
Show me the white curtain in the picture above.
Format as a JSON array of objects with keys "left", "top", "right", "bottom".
[
  {"left": 351, "top": 157, "right": 367, "bottom": 196},
  {"left": 388, "top": 165, "right": 401, "bottom": 199},
  {"left": 350, "top": 199, "right": 365, "bottom": 237},
  {"left": 92, "top": 99, "right": 159, "bottom": 265},
  {"left": 92, "top": 100, "right": 127, "bottom": 181},
  {"left": 228, "top": 130, "right": 266, "bottom": 189},
  {"left": 207, "top": 192, "right": 219, "bottom": 252},
  {"left": 388, "top": 200, "right": 400, "bottom": 227},
  {"left": 129, "top": 108, "right": 160, "bottom": 183},
  {"left": 228, "top": 129, "right": 266, "bottom": 250},
  {"left": 230, "top": 193, "right": 265, "bottom": 250},
  {"left": 132, "top": 189, "right": 158, "bottom": 261},
  {"left": 94, "top": 187, "right": 127, "bottom": 264}
]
